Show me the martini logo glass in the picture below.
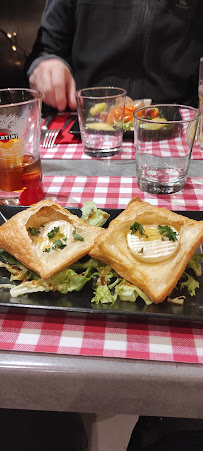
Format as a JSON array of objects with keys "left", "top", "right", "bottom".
[{"left": 0, "top": 133, "right": 18, "bottom": 142}]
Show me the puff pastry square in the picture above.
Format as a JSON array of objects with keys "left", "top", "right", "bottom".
[
  {"left": 0, "top": 199, "right": 103, "bottom": 279},
  {"left": 89, "top": 197, "right": 203, "bottom": 303}
]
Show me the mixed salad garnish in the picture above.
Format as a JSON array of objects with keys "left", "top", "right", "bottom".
[
  {"left": 85, "top": 97, "right": 155, "bottom": 132},
  {"left": 0, "top": 201, "right": 202, "bottom": 307}
]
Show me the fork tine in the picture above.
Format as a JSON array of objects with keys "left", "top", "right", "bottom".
[
  {"left": 42, "top": 129, "right": 60, "bottom": 148},
  {"left": 45, "top": 129, "right": 55, "bottom": 148},
  {"left": 43, "top": 130, "right": 52, "bottom": 148},
  {"left": 47, "top": 129, "right": 56, "bottom": 148},
  {"left": 42, "top": 131, "right": 49, "bottom": 148},
  {"left": 50, "top": 130, "right": 60, "bottom": 148},
  {"left": 43, "top": 129, "right": 60, "bottom": 149}
]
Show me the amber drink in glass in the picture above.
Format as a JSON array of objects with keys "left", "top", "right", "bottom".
[{"left": 0, "top": 88, "right": 42, "bottom": 204}]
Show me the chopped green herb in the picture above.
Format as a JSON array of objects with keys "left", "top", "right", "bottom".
[
  {"left": 43, "top": 247, "right": 51, "bottom": 253},
  {"left": 158, "top": 225, "right": 178, "bottom": 242},
  {"left": 130, "top": 222, "right": 145, "bottom": 236},
  {"left": 27, "top": 227, "right": 40, "bottom": 236},
  {"left": 52, "top": 239, "right": 67, "bottom": 250},
  {"left": 138, "top": 247, "right": 144, "bottom": 254},
  {"left": 58, "top": 233, "right": 65, "bottom": 239},
  {"left": 72, "top": 230, "right": 84, "bottom": 241},
  {"left": 47, "top": 226, "right": 59, "bottom": 239}
]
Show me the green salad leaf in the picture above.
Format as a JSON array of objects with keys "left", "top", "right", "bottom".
[
  {"left": 81, "top": 201, "right": 110, "bottom": 227},
  {"left": 123, "top": 120, "right": 133, "bottom": 131},
  {"left": 115, "top": 280, "right": 152, "bottom": 305},
  {"left": 0, "top": 249, "right": 23, "bottom": 267},
  {"left": 91, "top": 284, "right": 117, "bottom": 305},
  {"left": 0, "top": 244, "right": 202, "bottom": 305},
  {"left": 6, "top": 264, "right": 94, "bottom": 298},
  {"left": 186, "top": 253, "right": 203, "bottom": 277},
  {"left": 180, "top": 271, "right": 200, "bottom": 297}
]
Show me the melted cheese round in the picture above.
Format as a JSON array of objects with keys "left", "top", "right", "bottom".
[
  {"left": 127, "top": 225, "right": 179, "bottom": 263},
  {"left": 33, "top": 220, "right": 74, "bottom": 252}
]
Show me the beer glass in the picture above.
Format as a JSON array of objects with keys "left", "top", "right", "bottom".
[{"left": 0, "top": 88, "right": 43, "bottom": 205}]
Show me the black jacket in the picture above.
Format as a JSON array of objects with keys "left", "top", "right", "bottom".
[{"left": 26, "top": 0, "right": 203, "bottom": 107}]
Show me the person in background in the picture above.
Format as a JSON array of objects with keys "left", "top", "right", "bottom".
[
  {"left": 127, "top": 416, "right": 203, "bottom": 451},
  {"left": 26, "top": 0, "right": 203, "bottom": 112}
]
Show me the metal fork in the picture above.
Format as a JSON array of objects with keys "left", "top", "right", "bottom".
[
  {"left": 42, "top": 113, "right": 77, "bottom": 148},
  {"left": 42, "top": 128, "right": 60, "bottom": 148},
  {"left": 41, "top": 115, "right": 55, "bottom": 142}
]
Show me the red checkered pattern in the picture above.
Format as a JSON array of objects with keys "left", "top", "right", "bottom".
[
  {"left": 0, "top": 174, "right": 203, "bottom": 363},
  {"left": 43, "top": 175, "right": 203, "bottom": 210},
  {"left": 40, "top": 140, "right": 202, "bottom": 160},
  {"left": 0, "top": 310, "right": 202, "bottom": 364},
  {"left": 40, "top": 141, "right": 135, "bottom": 160}
]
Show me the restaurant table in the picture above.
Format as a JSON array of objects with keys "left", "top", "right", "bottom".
[{"left": 0, "top": 124, "right": 203, "bottom": 421}]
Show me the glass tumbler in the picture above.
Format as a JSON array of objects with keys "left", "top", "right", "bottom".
[
  {"left": 76, "top": 86, "right": 126, "bottom": 157},
  {"left": 0, "top": 88, "right": 43, "bottom": 205},
  {"left": 134, "top": 104, "right": 200, "bottom": 194}
]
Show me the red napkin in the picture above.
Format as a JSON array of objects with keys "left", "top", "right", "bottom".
[{"left": 41, "top": 113, "right": 80, "bottom": 144}]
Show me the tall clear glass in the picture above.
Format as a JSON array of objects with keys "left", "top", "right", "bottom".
[
  {"left": 134, "top": 104, "right": 200, "bottom": 194},
  {"left": 76, "top": 86, "right": 126, "bottom": 157},
  {"left": 0, "top": 88, "right": 43, "bottom": 205}
]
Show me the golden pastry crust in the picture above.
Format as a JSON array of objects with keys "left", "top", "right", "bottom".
[
  {"left": 0, "top": 199, "right": 103, "bottom": 279},
  {"left": 90, "top": 197, "right": 203, "bottom": 303}
]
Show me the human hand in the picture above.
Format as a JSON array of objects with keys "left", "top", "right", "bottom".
[{"left": 29, "top": 58, "right": 77, "bottom": 111}]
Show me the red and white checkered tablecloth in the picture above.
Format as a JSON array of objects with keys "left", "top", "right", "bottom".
[
  {"left": 43, "top": 175, "right": 203, "bottom": 210},
  {"left": 0, "top": 174, "right": 203, "bottom": 363},
  {"left": 0, "top": 310, "right": 202, "bottom": 364},
  {"left": 40, "top": 140, "right": 203, "bottom": 160}
]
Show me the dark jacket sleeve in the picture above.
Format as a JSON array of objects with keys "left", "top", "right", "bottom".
[{"left": 25, "top": 0, "right": 75, "bottom": 76}]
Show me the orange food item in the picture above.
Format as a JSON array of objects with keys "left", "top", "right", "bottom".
[
  {"left": 135, "top": 109, "right": 145, "bottom": 118},
  {"left": 106, "top": 105, "right": 123, "bottom": 124},
  {"left": 125, "top": 105, "right": 136, "bottom": 112},
  {"left": 105, "top": 99, "right": 156, "bottom": 125},
  {"left": 123, "top": 105, "right": 135, "bottom": 122},
  {"left": 135, "top": 107, "right": 160, "bottom": 119},
  {"left": 146, "top": 107, "right": 159, "bottom": 119},
  {"left": 124, "top": 113, "right": 134, "bottom": 123}
]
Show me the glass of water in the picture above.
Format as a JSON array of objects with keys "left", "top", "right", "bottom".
[
  {"left": 134, "top": 104, "right": 200, "bottom": 195},
  {"left": 76, "top": 86, "right": 126, "bottom": 157}
]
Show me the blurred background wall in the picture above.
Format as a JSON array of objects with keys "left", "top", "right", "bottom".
[{"left": 1, "top": 0, "right": 46, "bottom": 88}]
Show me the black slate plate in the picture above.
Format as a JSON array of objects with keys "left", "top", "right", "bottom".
[{"left": 0, "top": 206, "right": 202, "bottom": 323}]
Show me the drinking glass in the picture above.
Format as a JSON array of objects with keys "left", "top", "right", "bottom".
[
  {"left": 197, "top": 57, "right": 203, "bottom": 150},
  {"left": 0, "top": 88, "right": 43, "bottom": 205},
  {"left": 134, "top": 104, "right": 200, "bottom": 195},
  {"left": 76, "top": 86, "right": 126, "bottom": 157}
]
